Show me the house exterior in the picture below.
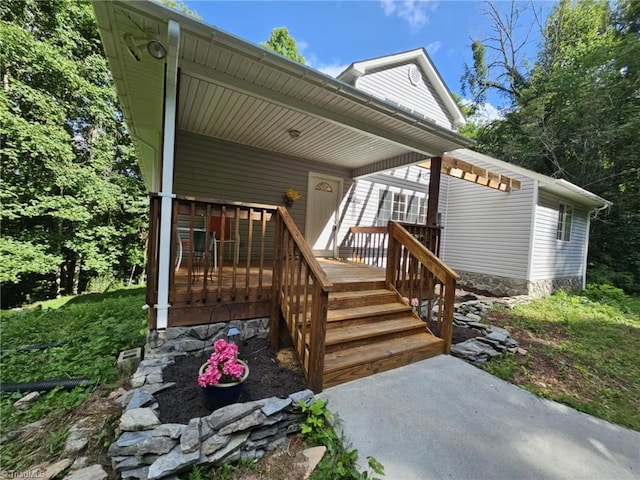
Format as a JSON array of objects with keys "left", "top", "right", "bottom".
[
  {"left": 92, "top": 1, "right": 609, "bottom": 391},
  {"left": 334, "top": 49, "right": 611, "bottom": 297}
]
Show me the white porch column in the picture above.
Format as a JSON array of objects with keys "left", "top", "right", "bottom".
[{"left": 156, "top": 20, "right": 180, "bottom": 330}]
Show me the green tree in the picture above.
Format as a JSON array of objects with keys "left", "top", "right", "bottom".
[
  {"left": 0, "top": 0, "right": 147, "bottom": 305},
  {"left": 467, "top": 0, "right": 640, "bottom": 292},
  {"left": 261, "top": 27, "right": 305, "bottom": 64}
]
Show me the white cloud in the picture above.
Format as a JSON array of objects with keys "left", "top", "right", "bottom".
[
  {"left": 317, "top": 62, "right": 350, "bottom": 78},
  {"left": 464, "top": 100, "right": 504, "bottom": 125},
  {"left": 426, "top": 41, "right": 441, "bottom": 55},
  {"left": 304, "top": 50, "right": 349, "bottom": 78},
  {"left": 380, "top": 0, "right": 434, "bottom": 29}
]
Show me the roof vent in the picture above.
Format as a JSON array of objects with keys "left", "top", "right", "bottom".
[{"left": 408, "top": 65, "right": 422, "bottom": 86}]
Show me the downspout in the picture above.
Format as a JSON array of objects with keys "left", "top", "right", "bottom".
[
  {"left": 583, "top": 203, "right": 610, "bottom": 290},
  {"left": 156, "top": 20, "right": 181, "bottom": 330}
]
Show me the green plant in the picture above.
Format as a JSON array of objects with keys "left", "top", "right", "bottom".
[
  {"left": 0, "top": 286, "right": 147, "bottom": 470},
  {"left": 483, "top": 291, "right": 640, "bottom": 431}
]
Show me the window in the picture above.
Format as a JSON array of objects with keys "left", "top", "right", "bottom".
[
  {"left": 376, "top": 190, "right": 426, "bottom": 226},
  {"left": 557, "top": 203, "right": 573, "bottom": 241}
]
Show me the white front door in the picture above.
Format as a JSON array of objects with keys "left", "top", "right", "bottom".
[{"left": 305, "top": 173, "right": 342, "bottom": 257}]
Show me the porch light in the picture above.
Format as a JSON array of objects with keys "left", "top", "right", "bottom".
[
  {"left": 147, "top": 40, "right": 167, "bottom": 60},
  {"left": 288, "top": 129, "right": 301, "bottom": 139}
]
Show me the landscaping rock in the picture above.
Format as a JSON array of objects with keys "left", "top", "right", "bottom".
[
  {"left": 137, "top": 435, "right": 176, "bottom": 456},
  {"left": 289, "top": 389, "right": 314, "bottom": 405},
  {"left": 119, "top": 408, "right": 160, "bottom": 431},
  {"left": 205, "top": 401, "right": 263, "bottom": 430},
  {"left": 201, "top": 433, "right": 230, "bottom": 456},
  {"left": 14, "top": 391, "right": 41, "bottom": 411},
  {"left": 218, "top": 409, "right": 266, "bottom": 435},
  {"left": 180, "top": 417, "right": 201, "bottom": 454},
  {"left": 63, "top": 464, "right": 107, "bottom": 480},
  {"left": 451, "top": 339, "right": 502, "bottom": 364},
  {"left": 147, "top": 445, "right": 200, "bottom": 479},
  {"left": 261, "top": 397, "right": 292, "bottom": 416},
  {"left": 125, "top": 389, "right": 156, "bottom": 410},
  {"left": 43, "top": 458, "right": 73, "bottom": 479},
  {"left": 298, "top": 446, "right": 327, "bottom": 480},
  {"left": 207, "top": 431, "right": 249, "bottom": 463}
]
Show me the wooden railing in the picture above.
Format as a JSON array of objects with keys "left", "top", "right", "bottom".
[
  {"left": 270, "top": 207, "right": 333, "bottom": 393},
  {"left": 349, "top": 226, "right": 388, "bottom": 267},
  {"left": 348, "top": 223, "right": 442, "bottom": 267},
  {"left": 386, "top": 222, "right": 458, "bottom": 353},
  {"left": 147, "top": 195, "right": 277, "bottom": 326},
  {"left": 399, "top": 223, "right": 442, "bottom": 257}
]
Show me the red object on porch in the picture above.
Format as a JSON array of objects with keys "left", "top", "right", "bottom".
[{"left": 209, "top": 216, "right": 231, "bottom": 240}]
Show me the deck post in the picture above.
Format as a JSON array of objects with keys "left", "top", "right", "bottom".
[
  {"left": 308, "top": 283, "right": 328, "bottom": 393},
  {"left": 442, "top": 277, "right": 456, "bottom": 354},
  {"left": 270, "top": 211, "right": 283, "bottom": 350},
  {"left": 427, "top": 156, "right": 442, "bottom": 227}
]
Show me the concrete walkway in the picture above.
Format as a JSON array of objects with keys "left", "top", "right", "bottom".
[{"left": 322, "top": 356, "right": 639, "bottom": 480}]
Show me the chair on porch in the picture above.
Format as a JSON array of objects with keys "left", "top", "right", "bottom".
[
  {"left": 209, "top": 216, "right": 239, "bottom": 269},
  {"left": 175, "top": 228, "right": 212, "bottom": 280}
]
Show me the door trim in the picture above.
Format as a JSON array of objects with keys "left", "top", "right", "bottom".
[{"left": 305, "top": 172, "right": 344, "bottom": 258}]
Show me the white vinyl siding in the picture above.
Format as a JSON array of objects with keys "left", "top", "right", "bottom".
[
  {"left": 356, "top": 64, "right": 455, "bottom": 130},
  {"left": 440, "top": 152, "right": 535, "bottom": 280},
  {"left": 531, "top": 190, "right": 588, "bottom": 279},
  {"left": 337, "top": 165, "right": 444, "bottom": 255}
]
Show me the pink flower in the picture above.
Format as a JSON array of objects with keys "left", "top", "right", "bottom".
[
  {"left": 411, "top": 298, "right": 419, "bottom": 307},
  {"left": 198, "top": 339, "right": 246, "bottom": 386}
]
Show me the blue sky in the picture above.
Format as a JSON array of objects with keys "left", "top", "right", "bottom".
[{"left": 183, "top": 1, "right": 552, "bottom": 108}]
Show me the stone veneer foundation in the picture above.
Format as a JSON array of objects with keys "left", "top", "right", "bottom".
[
  {"left": 109, "top": 320, "right": 315, "bottom": 479},
  {"left": 457, "top": 271, "right": 583, "bottom": 298}
]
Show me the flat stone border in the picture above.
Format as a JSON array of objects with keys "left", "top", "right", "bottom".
[{"left": 109, "top": 321, "right": 314, "bottom": 479}]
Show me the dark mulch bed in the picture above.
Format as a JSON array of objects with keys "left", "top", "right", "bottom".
[{"left": 156, "top": 336, "right": 307, "bottom": 424}]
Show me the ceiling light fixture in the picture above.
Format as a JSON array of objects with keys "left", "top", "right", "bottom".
[{"left": 288, "top": 129, "right": 301, "bottom": 139}]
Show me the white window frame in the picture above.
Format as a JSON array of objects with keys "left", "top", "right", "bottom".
[
  {"left": 557, "top": 203, "right": 573, "bottom": 241},
  {"left": 376, "top": 189, "right": 426, "bottom": 226}
]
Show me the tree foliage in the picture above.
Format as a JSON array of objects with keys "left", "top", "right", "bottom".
[
  {"left": 0, "top": 0, "right": 147, "bottom": 306},
  {"left": 464, "top": 0, "right": 640, "bottom": 292},
  {"left": 261, "top": 27, "right": 305, "bottom": 64}
]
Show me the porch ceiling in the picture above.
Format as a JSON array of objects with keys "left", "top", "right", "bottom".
[{"left": 93, "top": 1, "right": 474, "bottom": 191}]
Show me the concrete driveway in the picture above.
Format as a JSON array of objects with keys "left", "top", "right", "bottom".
[{"left": 322, "top": 356, "right": 639, "bottom": 480}]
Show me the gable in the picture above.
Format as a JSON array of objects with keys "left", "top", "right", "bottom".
[
  {"left": 356, "top": 63, "right": 456, "bottom": 130},
  {"left": 337, "top": 48, "right": 466, "bottom": 131}
]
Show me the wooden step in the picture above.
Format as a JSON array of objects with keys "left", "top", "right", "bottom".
[
  {"left": 321, "top": 315, "right": 428, "bottom": 353},
  {"left": 322, "top": 333, "right": 443, "bottom": 389},
  {"left": 327, "top": 302, "right": 412, "bottom": 325},
  {"left": 330, "top": 280, "right": 386, "bottom": 292},
  {"left": 329, "top": 289, "right": 398, "bottom": 309}
]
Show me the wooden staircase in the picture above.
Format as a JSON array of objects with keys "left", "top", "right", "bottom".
[{"left": 320, "top": 280, "right": 443, "bottom": 389}]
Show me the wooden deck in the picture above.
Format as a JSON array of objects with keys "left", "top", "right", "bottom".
[
  {"left": 171, "top": 257, "right": 443, "bottom": 389},
  {"left": 149, "top": 199, "right": 455, "bottom": 391}
]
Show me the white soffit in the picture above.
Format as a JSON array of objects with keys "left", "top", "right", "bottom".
[{"left": 92, "top": 1, "right": 474, "bottom": 184}]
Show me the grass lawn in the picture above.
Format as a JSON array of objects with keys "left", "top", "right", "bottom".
[
  {"left": 0, "top": 286, "right": 147, "bottom": 471},
  {"left": 483, "top": 285, "right": 640, "bottom": 431}
]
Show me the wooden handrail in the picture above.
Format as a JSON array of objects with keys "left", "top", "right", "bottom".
[
  {"left": 271, "top": 206, "right": 332, "bottom": 392},
  {"left": 388, "top": 223, "right": 458, "bottom": 283},
  {"left": 386, "top": 222, "right": 458, "bottom": 354},
  {"left": 276, "top": 207, "right": 334, "bottom": 292}
]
